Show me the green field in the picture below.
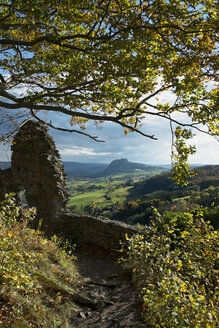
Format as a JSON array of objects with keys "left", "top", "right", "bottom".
[
  {"left": 68, "top": 186, "right": 132, "bottom": 213},
  {"left": 67, "top": 171, "right": 158, "bottom": 214}
]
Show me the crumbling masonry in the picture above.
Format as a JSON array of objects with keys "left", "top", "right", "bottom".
[
  {"left": 0, "top": 120, "right": 139, "bottom": 249},
  {"left": 0, "top": 121, "right": 68, "bottom": 230}
]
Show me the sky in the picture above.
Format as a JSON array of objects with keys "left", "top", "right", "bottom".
[
  {"left": 0, "top": 87, "right": 218, "bottom": 165},
  {"left": 1, "top": 109, "right": 218, "bottom": 165},
  {"left": 50, "top": 115, "right": 219, "bottom": 165}
]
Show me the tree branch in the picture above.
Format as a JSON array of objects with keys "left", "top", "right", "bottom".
[{"left": 30, "top": 109, "right": 104, "bottom": 142}]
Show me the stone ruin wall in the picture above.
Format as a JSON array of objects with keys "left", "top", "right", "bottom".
[
  {"left": 0, "top": 120, "right": 139, "bottom": 250},
  {"left": 59, "top": 213, "right": 140, "bottom": 251},
  {"left": 0, "top": 121, "right": 69, "bottom": 229}
]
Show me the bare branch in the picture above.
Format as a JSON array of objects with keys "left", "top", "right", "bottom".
[
  {"left": 115, "top": 120, "right": 157, "bottom": 140},
  {"left": 139, "top": 109, "right": 214, "bottom": 136},
  {"left": 30, "top": 109, "right": 104, "bottom": 142},
  {"left": 135, "top": 84, "right": 173, "bottom": 109}
]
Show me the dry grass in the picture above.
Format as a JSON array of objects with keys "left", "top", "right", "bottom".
[{"left": 0, "top": 194, "right": 80, "bottom": 328}]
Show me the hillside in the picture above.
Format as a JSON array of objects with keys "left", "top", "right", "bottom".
[
  {"left": 63, "top": 161, "right": 108, "bottom": 178},
  {"left": 97, "top": 158, "right": 165, "bottom": 177},
  {"left": 67, "top": 163, "right": 168, "bottom": 215},
  {"left": 0, "top": 194, "right": 147, "bottom": 328},
  {"left": 0, "top": 195, "right": 79, "bottom": 327},
  {"left": 128, "top": 165, "right": 219, "bottom": 198},
  {"left": 111, "top": 165, "right": 219, "bottom": 227},
  {"left": 67, "top": 164, "right": 219, "bottom": 219}
]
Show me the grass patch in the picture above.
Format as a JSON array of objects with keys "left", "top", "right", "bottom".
[
  {"left": 67, "top": 171, "right": 166, "bottom": 214},
  {"left": 68, "top": 189, "right": 105, "bottom": 209},
  {"left": 68, "top": 185, "right": 131, "bottom": 213},
  {"left": 0, "top": 194, "right": 80, "bottom": 328}
]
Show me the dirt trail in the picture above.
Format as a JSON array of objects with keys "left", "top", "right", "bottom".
[{"left": 69, "top": 245, "right": 147, "bottom": 328}]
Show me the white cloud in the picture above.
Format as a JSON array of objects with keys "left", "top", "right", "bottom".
[
  {"left": 0, "top": 144, "right": 11, "bottom": 162},
  {"left": 59, "top": 146, "right": 111, "bottom": 157},
  {"left": 1, "top": 102, "right": 218, "bottom": 165},
  {"left": 189, "top": 133, "right": 219, "bottom": 164}
]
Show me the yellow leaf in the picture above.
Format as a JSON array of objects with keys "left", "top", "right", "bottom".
[{"left": 8, "top": 231, "right": 13, "bottom": 237}]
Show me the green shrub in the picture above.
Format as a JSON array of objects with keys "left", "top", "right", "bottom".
[
  {"left": 119, "top": 209, "right": 218, "bottom": 327},
  {"left": 0, "top": 194, "right": 78, "bottom": 327},
  {"left": 0, "top": 194, "right": 38, "bottom": 290}
]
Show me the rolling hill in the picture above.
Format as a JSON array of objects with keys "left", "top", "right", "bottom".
[
  {"left": 128, "top": 165, "right": 219, "bottom": 199},
  {"left": 1, "top": 159, "right": 165, "bottom": 178},
  {"left": 63, "top": 161, "right": 108, "bottom": 178},
  {"left": 96, "top": 158, "right": 165, "bottom": 177}
]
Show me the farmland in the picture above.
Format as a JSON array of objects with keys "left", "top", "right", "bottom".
[{"left": 67, "top": 170, "right": 161, "bottom": 215}]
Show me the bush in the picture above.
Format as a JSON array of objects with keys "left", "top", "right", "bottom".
[
  {"left": 0, "top": 194, "right": 78, "bottom": 327},
  {"left": 201, "top": 206, "right": 219, "bottom": 229},
  {"left": 0, "top": 194, "right": 38, "bottom": 290},
  {"left": 119, "top": 209, "right": 218, "bottom": 327}
]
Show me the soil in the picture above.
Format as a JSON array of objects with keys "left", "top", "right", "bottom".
[{"left": 69, "top": 244, "right": 148, "bottom": 328}]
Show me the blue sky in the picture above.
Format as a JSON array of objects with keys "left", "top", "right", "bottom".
[
  {"left": 1, "top": 110, "right": 218, "bottom": 165},
  {"left": 38, "top": 83, "right": 219, "bottom": 165},
  {"left": 50, "top": 115, "right": 219, "bottom": 165},
  {"left": 0, "top": 85, "right": 218, "bottom": 165}
]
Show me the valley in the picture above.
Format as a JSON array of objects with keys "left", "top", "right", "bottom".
[
  {"left": 67, "top": 162, "right": 219, "bottom": 229},
  {"left": 67, "top": 168, "right": 165, "bottom": 215},
  {"left": 2, "top": 159, "right": 218, "bottom": 228}
]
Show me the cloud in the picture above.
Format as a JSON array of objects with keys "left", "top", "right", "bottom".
[
  {"left": 59, "top": 146, "right": 111, "bottom": 157},
  {"left": 0, "top": 102, "right": 218, "bottom": 165},
  {"left": 47, "top": 114, "right": 219, "bottom": 165},
  {"left": 189, "top": 133, "right": 219, "bottom": 164}
]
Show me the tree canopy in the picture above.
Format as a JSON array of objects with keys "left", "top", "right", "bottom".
[{"left": 0, "top": 0, "right": 218, "bottom": 174}]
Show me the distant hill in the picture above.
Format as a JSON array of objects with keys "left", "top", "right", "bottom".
[
  {"left": 128, "top": 165, "right": 219, "bottom": 199},
  {"left": 97, "top": 158, "right": 165, "bottom": 177},
  {"left": 63, "top": 161, "right": 108, "bottom": 178},
  {"left": 158, "top": 164, "right": 206, "bottom": 170},
  {"left": 2, "top": 160, "right": 216, "bottom": 181},
  {"left": 1, "top": 160, "right": 164, "bottom": 178},
  {"left": 64, "top": 159, "right": 167, "bottom": 178},
  {"left": 0, "top": 161, "right": 107, "bottom": 178}
]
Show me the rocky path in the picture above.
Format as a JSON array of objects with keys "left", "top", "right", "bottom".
[{"left": 69, "top": 245, "right": 147, "bottom": 328}]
